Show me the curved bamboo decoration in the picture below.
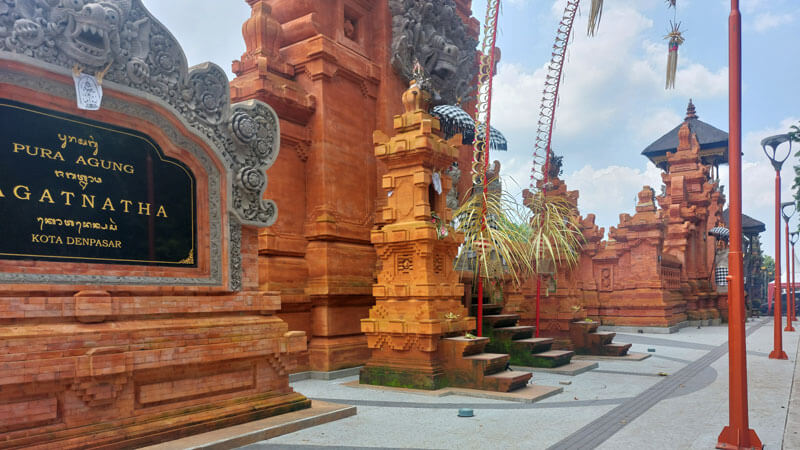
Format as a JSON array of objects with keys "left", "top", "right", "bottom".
[{"left": 529, "top": 0, "right": 580, "bottom": 192}]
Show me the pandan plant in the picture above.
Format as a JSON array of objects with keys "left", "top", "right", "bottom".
[
  {"left": 452, "top": 178, "right": 585, "bottom": 289},
  {"left": 523, "top": 188, "right": 585, "bottom": 274},
  {"left": 452, "top": 182, "right": 536, "bottom": 287}
]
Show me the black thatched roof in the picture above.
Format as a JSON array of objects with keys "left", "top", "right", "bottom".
[
  {"left": 642, "top": 100, "right": 728, "bottom": 166},
  {"left": 722, "top": 209, "right": 767, "bottom": 235}
]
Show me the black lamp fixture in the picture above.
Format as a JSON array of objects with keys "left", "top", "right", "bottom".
[{"left": 762, "top": 134, "right": 792, "bottom": 170}]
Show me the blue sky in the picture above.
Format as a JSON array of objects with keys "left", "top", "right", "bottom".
[{"left": 142, "top": 0, "right": 798, "bottom": 263}]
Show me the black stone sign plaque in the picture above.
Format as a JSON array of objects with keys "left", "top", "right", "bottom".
[{"left": 0, "top": 99, "right": 197, "bottom": 267}]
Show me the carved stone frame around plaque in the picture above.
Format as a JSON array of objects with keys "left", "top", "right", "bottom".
[{"left": 0, "top": 0, "right": 280, "bottom": 290}]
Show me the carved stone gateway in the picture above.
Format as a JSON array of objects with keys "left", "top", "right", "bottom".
[{"left": 0, "top": 1, "right": 309, "bottom": 447}]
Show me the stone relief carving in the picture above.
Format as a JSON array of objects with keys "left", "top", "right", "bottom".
[
  {"left": 388, "top": 0, "right": 478, "bottom": 105},
  {"left": 445, "top": 162, "right": 460, "bottom": 211},
  {"left": 229, "top": 214, "right": 242, "bottom": 292},
  {"left": 1, "top": 0, "right": 281, "bottom": 288},
  {"left": 1, "top": 0, "right": 278, "bottom": 228}
]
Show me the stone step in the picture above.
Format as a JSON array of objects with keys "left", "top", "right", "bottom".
[
  {"left": 482, "top": 314, "right": 520, "bottom": 328},
  {"left": 441, "top": 336, "right": 489, "bottom": 357},
  {"left": 470, "top": 303, "right": 504, "bottom": 316},
  {"left": 528, "top": 350, "right": 575, "bottom": 368},
  {"left": 484, "top": 370, "right": 532, "bottom": 392},
  {"left": 491, "top": 326, "right": 535, "bottom": 341},
  {"left": 590, "top": 331, "right": 616, "bottom": 345},
  {"left": 602, "top": 342, "right": 632, "bottom": 357},
  {"left": 464, "top": 353, "right": 510, "bottom": 374},
  {"left": 513, "top": 337, "right": 554, "bottom": 353}
]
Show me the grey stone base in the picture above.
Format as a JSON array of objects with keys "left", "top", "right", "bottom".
[
  {"left": 512, "top": 361, "right": 598, "bottom": 376},
  {"left": 687, "top": 319, "right": 722, "bottom": 327},
  {"left": 141, "top": 400, "right": 356, "bottom": 450},
  {"left": 289, "top": 366, "right": 362, "bottom": 382},
  {"left": 598, "top": 321, "right": 690, "bottom": 335}
]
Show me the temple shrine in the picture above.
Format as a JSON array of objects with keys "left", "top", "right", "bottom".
[
  {"left": 229, "top": 0, "right": 762, "bottom": 373},
  {"left": 0, "top": 0, "right": 776, "bottom": 446},
  {"left": 230, "top": 0, "right": 483, "bottom": 373},
  {"left": 502, "top": 101, "right": 761, "bottom": 341}
]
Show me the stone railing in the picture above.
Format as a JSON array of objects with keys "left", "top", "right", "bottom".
[{"left": 661, "top": 265, "right": 682, "bottom": 290}]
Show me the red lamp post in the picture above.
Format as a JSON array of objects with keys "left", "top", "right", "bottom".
[
  {"left": 762, "top": 134, "right": 791, "bottom": 360},
  {"left": 791, "top": 231, "right": 798, "bottom": 323},
  {"left": 717, "top": 1, "right": 763, "bottom": 448},
  {"left": 781, "top": 202, "right": 795, "bottom": 332}
]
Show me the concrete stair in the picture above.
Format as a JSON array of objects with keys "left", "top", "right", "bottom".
[
  {"left": 471, "top": 303, "right": 504, "bottom": 317},
  {"left": 601, "top": 342, "right": 633, "bottom": 356},
  {"left": 569, "top": 321, "right": 632, "bottom": 356},
  {"left": 484, "top": 370, "right": 532, "bottom": 392},
  {"left": 480, "top": 314, "right": 575, "bottom": 368},
  {"left": 439, "top": 336, "right": 532, "bottom": 392}
]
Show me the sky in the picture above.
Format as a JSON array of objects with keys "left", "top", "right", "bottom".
[{"left": 141, "top": 0, "right": 799, "bottom": 264}]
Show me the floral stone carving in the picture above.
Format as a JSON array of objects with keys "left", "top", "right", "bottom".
[{"left": 1, "top": 0, "right": 279, "bottom": 229}]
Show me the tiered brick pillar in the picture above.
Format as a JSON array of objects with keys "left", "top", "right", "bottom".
[
  {"left": 360, "top": 82, "right": 473, "bottom": 389},
  {"left": 599, "top": 187, "right": 686, "bottom": 327},
  {"left": 657, "top": 121, "right": 725, "bottom": 322},
  {"left": 231, "top": 0, "right": 383, "bottom": 372}
]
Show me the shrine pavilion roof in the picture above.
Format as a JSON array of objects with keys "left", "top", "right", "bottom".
[
  {"left": 642, "top": 100, "right": 729, "bottom": 169},
  {"left": 722, "top": 209, "right": 767, "bottom": 235}
]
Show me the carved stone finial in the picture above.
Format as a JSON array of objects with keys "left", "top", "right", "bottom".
[
  {"left": 678, "top": 121, "right": 691, "bottom": 149},
  {"left": 685, "top": 98, "right": 697, "bottom": 120},
  {"left": 636, "top": 186, "right": 657, "bottom": 212},
  {"left": 401, "top": 81, "right": 431, "bottom": 114},
  {"left": 234, "top": 0, "right": 290, "bottom": 77}
]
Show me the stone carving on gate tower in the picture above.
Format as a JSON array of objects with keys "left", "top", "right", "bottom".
[{"left": 389, "top": 0, "right": 478, "bottom": 104}]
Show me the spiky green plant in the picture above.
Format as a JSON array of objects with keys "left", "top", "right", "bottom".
[
  {"left": 453, "top": 180, "right": 585, "bottom": 288},
  {"left": 524, "top": 190, "right": 585, "bottom": 273},
  {"left": 453, "top": 183, "right": 535, "bottom": 286}
]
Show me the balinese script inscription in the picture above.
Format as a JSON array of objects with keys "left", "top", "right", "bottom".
[{"left": 0, "top": 99, "right": 197, "bottom": 266}]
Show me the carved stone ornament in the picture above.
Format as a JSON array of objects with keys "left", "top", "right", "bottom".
[
  {"left": 389, "top": 0, "right": 478, "bottom": 105},
  {"left": 0, "top": 0, "right": 279, "bottom": 229}
]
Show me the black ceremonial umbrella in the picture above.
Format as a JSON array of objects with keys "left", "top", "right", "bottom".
[
  {"left": 475, "top": 123, "right": 508, "bottom": 151},
  {"left": 709, "top": 226, "right": 730, "bottom": 241},
  {"left": 429, "top": 105, "right": 508, "bottom": 151},
  {"left": 431, "top": 104, "right": 476, "bottom": 142}
]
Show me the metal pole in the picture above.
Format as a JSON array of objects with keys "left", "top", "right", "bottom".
[
  {"left": 793, "top": 243, "right": 797, "bottom": 322},
  {"left": 535, "top": 277, "right": 541, "bottom": 337},
  {"left": 785, "top": 220, "right": 795, "bottom": 331},
  {"left": 477, "top": 274, "right": 483, "bottom": 337},
  {"left": 769, "top": 172, "right": 787, "bottom": 359},
  {"left": 716, "top": 0, "right": 763, "bottom": 447}
]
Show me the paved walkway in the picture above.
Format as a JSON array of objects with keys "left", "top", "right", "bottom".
[{"left": 242, "top": 317, "right": 799, "bottom": 449}]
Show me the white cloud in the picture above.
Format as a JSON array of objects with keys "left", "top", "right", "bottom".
[
  {"left": 629, "top": 108, "right": 683, "bottom": 143},
  {"left": 742, "top": 0, "right": 767, "bottom": 14},
  {"left": 563, "top": 163, "right": 664, "bottom": 236},
  {"left": 491, "top": 1, "right": 728, "bottom": 172},
  {"left": 673, "top": 64, "right": 728, "bottom": 98},
  {"left": 721, "top": 117, "right": 800, "bottom": 259},
  {"left": 491, "top": 62, "right": 546, "bottom": 132},
  {"left": 141, "top": 0, "right": 250, "bottom": 80},
  {"left": 752, "top": 12, "right": 794, "bottom": 33}
]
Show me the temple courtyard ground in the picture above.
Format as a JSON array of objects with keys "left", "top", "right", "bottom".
[{"left": 151, "top": 317, "right": 800, "bottom": 449}]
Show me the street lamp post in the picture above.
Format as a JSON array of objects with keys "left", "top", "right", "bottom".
[
  {"left": 782, "top": 202, "right": 795, "bottom": 332},
  {"left": 717, "top": 1, "right": 763, "bottom": 447},
  {"left": 763, "top": 134, "right": 791, "bottom": 360},
  {"left": 791, "top": 231, "right": 798, "bottom": 323}
]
